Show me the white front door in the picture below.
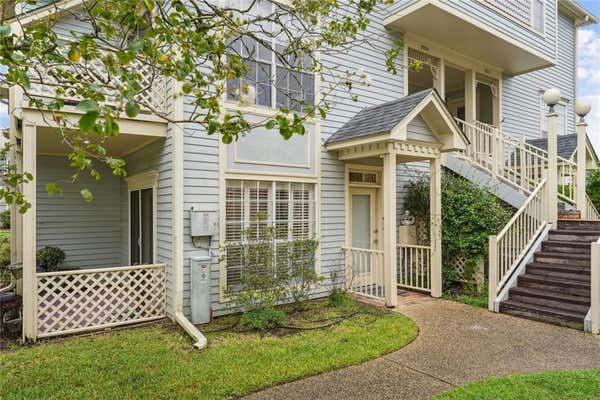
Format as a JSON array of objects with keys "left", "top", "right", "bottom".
[{"left": 350, "top": 188, "right": 378, "bottom": 250}]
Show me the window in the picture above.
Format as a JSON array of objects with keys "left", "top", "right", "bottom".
[
  {"left": 225, "top": 0, "right": 315, "bottom": 112},
  {"left": 224, "top": 179, "right": 316, "bottom": 287},
  {"left": 540, "top": 94, "right": 567, "bottom": 137}
]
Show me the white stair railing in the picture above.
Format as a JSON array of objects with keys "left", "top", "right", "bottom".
[
  {"left": 488, "top": 179, "right": 548, "bottom": 310},
  {"left": 557, "top": 157, "right": 577, "bottom": 205},
  {"left": 586, "top": 195, "right": 600, "bottom": 220},
  {"left": 343, "top": 247, "right": 385, "bottom": 300}
]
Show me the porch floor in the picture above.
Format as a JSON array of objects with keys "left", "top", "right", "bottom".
[{"left": 246, "top": 297, "right": 600, "bottom": 400}]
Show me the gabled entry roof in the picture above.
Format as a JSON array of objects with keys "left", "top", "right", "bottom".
[{"left": 325, "top": 89, "right": 468, "bottom": 153}]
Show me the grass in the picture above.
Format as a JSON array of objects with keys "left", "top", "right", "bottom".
[
  {"left": 0, "top": 298, "right": 417, "bottom": 400},
  {"left": 434, "top": 369, "right": 600, "bottom": 400},
  {"left": 442, "top": 292, "right": 488, "bottom": 308}
]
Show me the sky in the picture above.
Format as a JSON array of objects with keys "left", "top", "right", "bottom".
[{"left": 577, "top": 1, "right": 600, "bottom": 154}]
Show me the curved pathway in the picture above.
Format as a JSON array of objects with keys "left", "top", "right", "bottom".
[{"left": 245, "top": 298, "right": 600, "bottom": 400}]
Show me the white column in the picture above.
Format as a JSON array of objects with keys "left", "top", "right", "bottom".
[
  {"left": 546, "top": 112, "right": 559, "bottom": 225},
  {"left": 22, "top": 122, "right": 37, "bottom": 342},
  {"left": 576, "top": 121, "right": 588, "bottom": 217},
  {"left": 383, "top": 145, "right": 397, "bottom": 308},
  {"left": 430, "top": 156, "right": 442, "bottom": 298},
  {"left": 592, "top": 241, "right": 600, "bottom": 334},
  {"left": 464, "top": 70, "right": 477, "bottom": 124}
]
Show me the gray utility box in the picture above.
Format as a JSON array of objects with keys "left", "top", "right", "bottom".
[{"left": 190, "top": 256, "right": 211, "bottom": 324}]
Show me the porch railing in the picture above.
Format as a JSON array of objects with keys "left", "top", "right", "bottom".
[
  {"left": 342, "top": 247, "right": 385, "bottom": 300},
  {"left": 557, "top": 158, "right": 577, "bottom": 205},
  {"left": 397, "top": 244, "right": 431, "bottom": 292},
  {"left": 586, "top": 194, "right": 600, "bottom": 220},
  {"left": 36, "top": 264, "right": 167, "bottom": 338},
  {"left": 488, "top": 179, "right": 547, "bottom": 309},
  {"left": 27, "top": 47, "right": 168, "bottom": 114}
]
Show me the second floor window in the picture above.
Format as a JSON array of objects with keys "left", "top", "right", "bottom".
[{"left": 225, "top": 0, "right": 315, "bottom": 112}]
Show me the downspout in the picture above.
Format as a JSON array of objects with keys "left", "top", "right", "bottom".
[{"left": 171, "top": 79, "right": 207, "bottom": 350}]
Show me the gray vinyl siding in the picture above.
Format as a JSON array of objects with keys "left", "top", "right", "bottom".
[
  {"left": 385, "top": 0, "right": 557, "bottom": 62},
  {"left": 502, "top": 11, "right": 576, "bottom": 139},
  {"left": 407, "top": 115, "right": 437, "bottom": 142},
  {"left": 36, "top": 155, "right": 122, "bottom": 269}
]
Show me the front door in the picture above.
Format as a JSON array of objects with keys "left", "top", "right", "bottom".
[{"left": 350, "top": 188, "right": 378, "bottom": 250}]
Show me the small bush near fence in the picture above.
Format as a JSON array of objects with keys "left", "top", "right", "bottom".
[
  {"left": 0, "top": 210, "right": 9, "bottom": 230},
  {"left": 36, "top": 246, "right": 66, "bottom": 272},
  {"left": 404, "top": 172, "right": 512, "bottom": 301},
  {"left": 587, "top": 169, "right": 600, "bottom": 211}
]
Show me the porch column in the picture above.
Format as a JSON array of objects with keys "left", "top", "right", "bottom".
[
  {"left": 464, "top": 70, "right": 477, "bottom": 124},
  {"left": 383, "top": 144, "right": 397, "bottom": 308},
  {"left": 430, "top": 156, "right": 442, "bottom": 298},
  {"left": 576, "top": 120, "right": 588, "bottom": 217},
  {"left": 22, "top": 122, "right": 37, "bottom": 342},
  {"left": 546, "top": 112, "right": 559, "bottom": 226}
]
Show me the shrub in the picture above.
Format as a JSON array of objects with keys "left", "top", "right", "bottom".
[
  {"left": 0, "top": 242, "right": 10, "bottom": 268},
  {"left": 0, "top": 209, "right": 9, "bottom": 229},
  {"left": 587, "top": 169, "right": 600, "bottom": 211},
  {"left": 36, "top": 246, "right": 66, "bottom": 272},
  {"left": 239, "top": 308, "right": 287, "bottom": 331},
  {"left": 328, "top": 288, "right": 351, "bottom": 308}
]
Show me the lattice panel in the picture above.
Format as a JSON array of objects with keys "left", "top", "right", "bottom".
[
  {"left": 27, "top": 47, "right": 167, "bottom": 114},
  {"left": 36, "top": 264, "right": 167, "bottom": 338}
]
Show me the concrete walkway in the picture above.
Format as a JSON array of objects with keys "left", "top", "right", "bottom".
[{"left": 246, "top": 297, "right": 600, "bottom": 400}]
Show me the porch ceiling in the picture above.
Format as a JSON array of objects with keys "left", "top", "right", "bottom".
[
  {"left": 384, "top": 2, "right": 554, "bottom": 75},
  {"left": 36, "top": 126, "right": 163, "bottom": 157}
]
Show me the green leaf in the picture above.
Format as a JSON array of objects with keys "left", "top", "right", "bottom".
[
  {"left": 181, "top": 82, "right": 193, "bottom": 94},
  {"left": 45, "top": 183, "right": 63, "bottom": 196},
  {"left": 265, "top": 120, "right": 276, "bottom": 129},
  {"left": 80, "top": 189, "right": 93, "bottom": 202},
  {"left": 79, "top": 111, "right": 99, "bottom": 132},
  {"left": 125, "top": 101, "right": 140, "bottom": 118},
  {"left": 75, "top": 100, "right": 98, "bottom": 113},
  {"left": 0, "top": 25, "right": 11, "bottom": 37}
]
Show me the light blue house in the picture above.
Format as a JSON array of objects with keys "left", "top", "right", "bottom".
[{"left": 5, "top": 0, "right": 600, "bottom": 344}]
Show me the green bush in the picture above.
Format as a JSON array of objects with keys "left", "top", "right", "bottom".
[
  {"left": 328, "top": 288, "right": 351, "bottom": 308},
  {"left": 0, "top": 210, "right": 9, "bottom": 229},
  {"left": 239, "top": 308, "right": 287, "bottom": 331},
  {"left": 587, "top": 169, "right": 600, "bottom": 211},
  {"left": 36, "top": 246, "right": 66, "bottom": 272},
  {"left": 0, "top": 242, "right": 10, "bottom": 268},
  {"left": 404, "top": 173, "right": 512, "bottom": 291}
]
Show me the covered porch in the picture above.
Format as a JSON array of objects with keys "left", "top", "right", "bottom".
[
  {"left": 326, "top": 89, "right": 468, "bottom": 307},
  {"left": 11, "top": 112, "right": 169, "bottom": 340}
]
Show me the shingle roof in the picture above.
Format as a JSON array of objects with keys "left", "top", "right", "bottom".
[
  {"left": 527, "top": 134, "right": 578, "bottom": 160},
  {"left": 325, "top": 89, "right": 433, "bottom": 144}
]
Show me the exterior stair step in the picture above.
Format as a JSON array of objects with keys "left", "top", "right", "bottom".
[
  {"left": 517, "top": 273, "right": 590, "bottom": 297},
  {"left": 500, "top": 300, "right": 585, "bottom": 330},
  {"left": 558, "top": 220, "right": 600, "bottom": 231},
  {"left": 534, "top": 251, "right": 590, "bottom": 267},
  {"left": 525, "top": 266, "right": 590, "bottom": 282},
  {"left": 508, "top": 293, "right": 590, "bottom": 314},
  {"left": 526, "top": 262, "right": 590, "bottom": 275},
  {"left": 542, "top": 240, "right": 591, "bottom": 254},
  {"left": 508, "top": 286, "right": 590, "bottom": 306},
  {"left": 548, "top": 230, "right": 600, "bottom": 243}
]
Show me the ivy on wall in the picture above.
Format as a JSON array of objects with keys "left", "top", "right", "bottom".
[{"left": 403, "top": 172, "right": 513, "bottom": 288}]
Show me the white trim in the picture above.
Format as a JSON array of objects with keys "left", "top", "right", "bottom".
[{"left": 126, "top": 171, "right": 158, "bottom": 266}]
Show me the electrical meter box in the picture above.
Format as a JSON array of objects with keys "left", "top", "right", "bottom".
[
  {"left": 190, "top": 209, "right": 217, "bottom": 237},
  {"left": 190, "top": 256, "right": 211, "bottom": 324}
]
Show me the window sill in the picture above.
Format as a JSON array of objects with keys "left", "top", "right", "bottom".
[{"left": 223, "top": 102, "right": 318, "bottom": 125}]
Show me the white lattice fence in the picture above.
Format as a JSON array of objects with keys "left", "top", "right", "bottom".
[{"left": 36, "top": 264, "right": 167, "bottom": 338}]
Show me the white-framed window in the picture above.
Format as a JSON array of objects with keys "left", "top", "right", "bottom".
[
  {"left": 224, "top": 179, "right": 316, "bottom": 287},
  {"left": 125, "top": 171, "right": 158, "bottom": 266},
  {"left": 225, "top": 0, "right": 315, "bottom": 112},
  {"left": 540, "top": 94, "right": 567, "bottom": 137}
]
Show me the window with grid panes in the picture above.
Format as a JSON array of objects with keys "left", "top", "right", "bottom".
[
  {"left": 225, "top": 0, "right": 315, "bottom": 112},
  {"left": 224, "top": 180, "right": 316, "bottom": 287}
]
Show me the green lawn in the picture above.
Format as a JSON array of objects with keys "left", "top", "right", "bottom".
[
  {"left": 435, "top": 369, "right": 600, "bottom": 400},
  {"left": 0, "top": 299, "right": 417, "bottom": 400}
]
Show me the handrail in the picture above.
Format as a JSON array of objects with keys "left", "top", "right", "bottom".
[
  {"left": 586, "top": 194, "right": 600, "bottom": 220},
  {"left": 489, "top": 179, "right": 548, "bottom": 310}
]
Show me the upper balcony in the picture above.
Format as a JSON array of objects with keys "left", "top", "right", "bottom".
[{"left": 384, "top": 0, "right": 568, "bottom": 76}]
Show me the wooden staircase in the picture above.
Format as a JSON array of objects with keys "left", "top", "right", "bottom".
[{"left": 499, "top": 219, "right": 600, "bottom": 330}]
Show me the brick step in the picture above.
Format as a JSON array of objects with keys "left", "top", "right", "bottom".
[
  {"left": 518, "top": 274, "right": 590, "bottom": 297},
  {"left": 542, "top": 240, "right": 591, "bottom": 254},
  {"left": 526, "top": 262, "right": 590, "bottom": 275},
  {"left": 548, "top": 230, "right": 600, "bottom": 243},
  {"left": 509, "top": 286, "right": 590, "bottom": 306},
  {"left": 525, "top": 266, "right": 590, "bottom": 282},
  {"left": 534, "top": 251, "right": 590, "bottom": 267},
  {"left": 508, "top": 292, "right": 590, "bottom": 314},
  {"left": 500, "top": 301, "right": 584, "bottom": 330},
  {"left": 558, "top": 220, "right": 600, "bottom": 230}
]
